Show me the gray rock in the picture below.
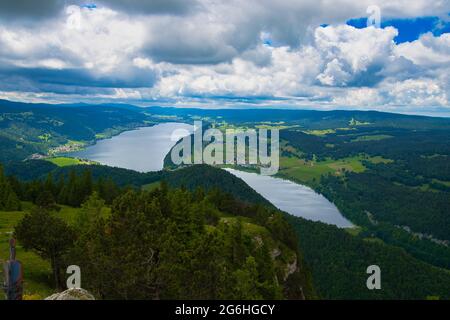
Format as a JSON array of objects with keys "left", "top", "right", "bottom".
[{"left": 45, "top": 288, "right": 95, "bottom": 300}]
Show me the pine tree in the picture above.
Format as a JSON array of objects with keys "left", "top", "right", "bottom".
[
  {"left": 36, "top": 190, "right": 56, "bottom": 210},
  {"left": 230, "top": 218, "right": 247, "bottom": 265},
  {"left": 97, "top": 177, "right": 120, "bottom": 204},
  {"left": 75, "top": 192, "right": 105, "bottom": 231},
  {"left": 56, "top": 174, "right": 65, "bottom": 196},
  {"left": 7, "top": 175, "right": 22, "bottom": 199},
  {"left": 44, "top": 172, "right": 55, "bottom": 196},
  {"left": 81, "top": 169, "right": 93, "bottom": 200},
  {"left": 15, "top": 208, "right": 76, "bottom": 289},
  {"left": 72, "top": 190, "right": 161, "bottom": 299},
  {"left": 232, "top": 256, "right": 262, "bottom": 299},
  {"left": 5, "top": 190, "right": 21, "bottom": 211},
  {"left": 0, "top": 164, "right": 21, "bottom": 211},
  {"left": 66, "top": 170, "right": 79, "bottom": 206}
]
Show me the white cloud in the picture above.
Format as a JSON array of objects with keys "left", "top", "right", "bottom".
[
  {"left": 386, "top": 78, "right": 448, "bottom": 106},
  {"left": 151, "top": 25, "right": 403, "bottom": 100},
  {"left": 395, "top": 32, "right": 450, "bottom": 67},
  {"left": 112, "top": 88, "right": 143, "bottom": 99},
  {"left": 152, "top": 45, "right": 322, "bottom": 98},
  {"left": 0, "top": 7, "right": 147, "bottom": 73},
  {"left": 0, "top": 0, "right": 448, "bottom": 113},
  {"left": 332, "top": 88, "right": 383, "bottom": 106},
  {"left": 315, "top": 25, "right": 398, "bottom": 86}
]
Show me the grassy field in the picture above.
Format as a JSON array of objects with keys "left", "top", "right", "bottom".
[
  {"left": 351, "top": 135, "right": 393, "bottom": 142},
  {"left": 46, "top": 157, "right": 97, "bottom": 167},
  {"left": 278, "top": 155, "right": 392, "bottom": 186},
  {"left": 141, "top": 181, "right": 161, "bottom": 191},
  {"left": 302, "top": 128, "right": 355, "bottom": 136},
  {"left": 432, "top": 179, "right": 450, "bottom": 187},
  {"left": 345, "top": 226, "right": 363, "bottom": 236},
  {"left": 1, "top": 200, "right": 285, "bottom": 300},
  {"left": 0, "top": 204, "right": 93, "bottom": 300},
  {"left": 0, "top": 204, "right": 52, "bottom": 299},
  {"left": 255, "top": 124, "right": 299, "bottom": 130}
]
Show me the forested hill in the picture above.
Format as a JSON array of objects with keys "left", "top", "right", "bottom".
[
  {"left": 146, "top": 106, "right": 450, "bottom": 129},
  {"left": 0, "top": 163, "right": 315, "bottom": 299},
  {"left": 0, "top": 100, "right": 157, "bottom": 163},
  {"left": 2, "top": 99, "right": 450, "bottom": 299},
  {"left": 2, "top": 98, "right": 450, "bottom": 164},
  {"left": 2, "top": 160, "right": 450, "bottom": 299},
  {"left": 4, "top": 161, "right": 272, "bottom": 207},
  {"left": 162, "top": 165, "right": 273, "bottom": 207},
  {"left": 286, "top": 215, "right": 450, "bottom": 299}
]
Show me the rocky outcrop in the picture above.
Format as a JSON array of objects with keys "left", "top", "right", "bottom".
[
  {"left": 284, "top": 257, "right": 298, "bottom": 281},
  {"left": 45, "top": 288, "right": 95, "bottom": 300},
  {"left": 271, "top": 247, "right": 281, "bottom": 259}
]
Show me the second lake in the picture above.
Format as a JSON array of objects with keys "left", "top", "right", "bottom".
[{"left": 225, "top": 169, "right": 353, "bottom": 228}]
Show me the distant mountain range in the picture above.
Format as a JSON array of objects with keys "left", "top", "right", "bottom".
[{"left": 2, "top": 98, "right": 450, "bottom": 164}]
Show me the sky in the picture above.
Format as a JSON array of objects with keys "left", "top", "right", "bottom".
[{"left": 0, "top": 0, "right": 449, "bottom": 115}]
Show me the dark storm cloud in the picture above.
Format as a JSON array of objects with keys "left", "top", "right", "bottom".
[
  {"left": 377, "top": 56, "right": 424, "bottom": 81},
  {"left": 0, "top": 65, "right": 158, "bottom": 93},
  {"left": 146, "top": 39, "right": 238, "bottom": 65},
  {"left": 98, "top": 0, "right": 199, "bottom": 15},
  {"left": 0, "top": 0, "right": 63, "bottom": 21},
  {"left": 0, "top": 0, "right": 198, "bottom": 22},
  {"left": 141, "top": 12, "right": 260, "bottom": 65}
]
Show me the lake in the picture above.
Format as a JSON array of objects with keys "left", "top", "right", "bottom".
[
  {"left": 225, "top": 169, "right": 353, "bottom": 228},
  {"left": 70, "top": 122, "right": 193, "bottom": 172},
  {"left": 70, "top": 122, "right": 352, "bottom": 228}
]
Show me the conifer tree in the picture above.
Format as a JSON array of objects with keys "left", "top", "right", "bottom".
[
  {"left": 75, "top": 192, "right": 104, "bottom": 231},
  {"left": 0, "top": 164, "right": 21, "bottom": 211},
  {"left": 35, "top": 190, "right": 56, "bottom": 210},
  {"left": 44, "top": 172, "right": 55, "bottom": 196},
  {"left": 15, "top": 208, "right": 76, "bottom": 289},
  {"left": 232, "top": 256, "right": 262, "bottom": 299}
]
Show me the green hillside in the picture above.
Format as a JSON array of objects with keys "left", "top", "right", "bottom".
[
  {"left": 0, "top": 166, "right": 315, "bottom": 300},
  {"left": 0, "top": 100, "right": 159, "bottom": 163}
]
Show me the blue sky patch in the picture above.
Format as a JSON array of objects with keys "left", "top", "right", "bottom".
[
  {"left": 81, "top": 3, "right": 97, "bottom": 10},
  {"left": 347, "top": 15, "right": 450, "bottom": 43}
]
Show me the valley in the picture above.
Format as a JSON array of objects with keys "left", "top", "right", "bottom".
[
  {"left": 1, "top": 0, "right": 449, "bottom": 306},
  {"left": 1, "top": 100, "right": 450, "bottom": 300}
]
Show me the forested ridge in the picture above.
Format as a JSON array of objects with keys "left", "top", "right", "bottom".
[
  {"left": 2, "top": 162, "right": 450, "bottom": 299},
  {"left": 0, "top": 164, "right": 315, "bottom": 299},
  {"left": 2, "top": 101, "right": 450, "bottom": 300},
  {"left": 320, "top": 172, "right": 450, "bottom": 241},
  {"left": 0, "top": 100, "right": 159, "bottom": 163},
  {"left": 3, "top": 99, "right": 450, "bottom": 164},
  {"left": 286, "top": 216, "right": 450, "bottom": 299},
  {"left": 280, "top": 124, "right": 450, "bottom": 270},
  {"left": 3, "top": 161, "right": 272, "bottom": 207}
]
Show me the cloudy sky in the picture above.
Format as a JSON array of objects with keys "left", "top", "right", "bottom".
[{"left": 0, "top": 0, "right": 449, "bottom": 115}]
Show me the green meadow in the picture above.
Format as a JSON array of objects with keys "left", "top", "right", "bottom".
[
  {"left": 46, "top": 157, "right": 97, "bottom": 167},
  {"left": 278, "top": 155, "right": 392, "bottom": 186},
  {"left": 0, "top": 203, "right": 109, "bottom": 300}
]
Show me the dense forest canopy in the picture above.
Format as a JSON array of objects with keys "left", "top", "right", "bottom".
[
  {"left": 2, "top": 164, "right": 315, "bottom": 299},
  {"left": 1, "top": 162, "right": 449, "bottom": 300},
  {"left": 277, "top": 124, "right": 450, "bottom": 270}
]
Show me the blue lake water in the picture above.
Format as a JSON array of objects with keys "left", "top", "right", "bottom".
[
  {"left": 225, "top": 169, "right": 353, "bottom": 228},
  {"left": 70, "top": 122, "right": 193, "bottom": 172},
  {"left": 70, "top": 122, "right": 352, "bottom": 228}
]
